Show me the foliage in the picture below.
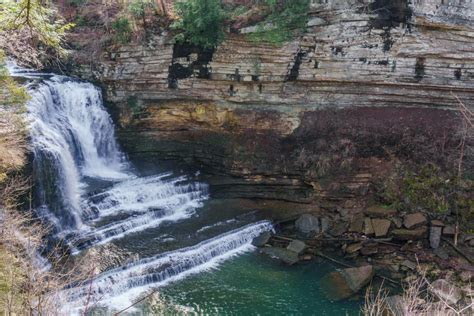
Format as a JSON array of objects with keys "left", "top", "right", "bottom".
[
  {"left": 128, "top": 0, "right": 155, "bottom": 19},
  {"left": 0, "top": 0, "right": 74, "bottom": 57},
  {"left": 380, "top": 164, "right": 473, "bottom": 230},
  {"left": 67, "top": 0, "right": 88, "bottom": 7},
  {"left": 172, "top": 0, "right": 226, "bottom": 49},
  {"left": 0, "top": 52, "right": 28, "bottom": 183},
  {"left": 247, "top": 0, "right": 310, "bottom": 45},
  {"left": 111, "top": 17, "right": 133, "bottom": 44},
  {"left": 0, "top": 53, "right": 28, "bottom": 107}
]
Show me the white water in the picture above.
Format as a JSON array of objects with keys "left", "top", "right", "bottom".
[
  {"left": 65, "top": 221, "right": 273, "bottom": 313},
  {"left": 72, "top": 175, "right": 208, "bottom": 251},
  {"left": 8, "top": 63, "right": 272, "bottom": 313},
  {"left": 8, "top": 63, "right": 208, "bottom": 242}
]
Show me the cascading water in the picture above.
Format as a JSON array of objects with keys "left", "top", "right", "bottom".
[
  {"left": 65, "top": 221, "right": 273, "bottom": 312},
  {"left": 26, "top": 76, "right": 131, "bottom": 230},
  {"left": 9, "top": 64, "right": 208, "bottom": 234},
  {"left": 9, "top": 63, "right": 273, "bottom": 313}
]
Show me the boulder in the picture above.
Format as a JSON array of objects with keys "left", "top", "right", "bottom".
[
  {"left": 431, "top": 219, "right": 445, "bottom": 227},
  {"left": 295, "top": 214, "right": 320, "bottom": 235},
  {"left": 349, "top": 215, "right": 364, "bottom": 233},
  {"left": 346, "top": 242, "right": 363, "bottom": 254},
  {"left": 321, "top": 265, "right": 375, "bottom": 300},
  {"left": 364, "top": 206, "right": 397, "bottom": 217},
  {"left": 429, "top": 226, "right": 442, "bottom": 249},
  {"left": 430, "top": 279, "right": 462, "bottom": 305},
  {"left": 252, "top": 231, "right": 271, "bottom": 247},
  {"left": 364, "top": 218, "right": 375, "bottom": 235},
  {"left": 443, "top": 225, "right": 456, "bottom": 236},
  {"left": 286, "top": 240, "right": 306, "bottom": 255},
  {"left": 372, "top": 219, "right": 391, "bottom": 237},
  {"left": 392, "top": 227, "right": 428, "bottom": 240},
  {"left": 261, "top": 247, "right": 299, "bottom": 265},
  {"left": 403, "top": 212, "right": 427, "bottom": 229}
]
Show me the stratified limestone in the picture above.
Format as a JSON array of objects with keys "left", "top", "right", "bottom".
[{"left": 76, "top": 0, "right": 474, "bottom": 109}]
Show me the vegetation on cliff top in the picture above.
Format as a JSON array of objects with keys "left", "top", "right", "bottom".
[
  {"left": 0, "top": 0, "right": 73, "bottom": 67},
  {"left": 172, "top": 0, "right": 226, "bottom": 48}
]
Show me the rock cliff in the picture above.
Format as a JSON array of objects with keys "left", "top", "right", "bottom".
[{"left": 73, "top": 0, "right": 473, "bottom": 205}]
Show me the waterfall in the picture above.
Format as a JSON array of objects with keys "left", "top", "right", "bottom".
[
  {"left": 64, "top": 221, "right": 274, "bottom": 313},
  {"left": 8, "top": 63, "right": 272, "bottom": 313},
  {"left": 7, "top": 64, "right": 208, "bottom": 242},
  {"left": 26, "top": 77, "right": 130, "bottom": 230}
]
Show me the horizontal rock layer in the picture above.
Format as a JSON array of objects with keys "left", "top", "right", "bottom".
[{"left": 72, "top": 0, "right": 474, "bottom": 203}]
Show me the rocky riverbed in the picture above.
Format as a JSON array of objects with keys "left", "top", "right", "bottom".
[{"left": 253, "top": 210, "right": 474, "bottom": 311}]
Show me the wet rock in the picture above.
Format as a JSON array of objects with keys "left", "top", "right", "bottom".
[
  {"left": 364, "top": 218, "right": 375, "bottom": 236},
  {"left": 252, "top": 231, "right": 271, "bottom": 247},
  {"left": 430, "top": 279, "right": 462, "bottom": 305},
  {"left": 392, "top": 227, "right": 428, "bottom": 240},
  {"left": 295, "top": 214, "right": 320, "bottom": 235},
  {"left": 403, "top": 212, "right": 427, "bottom": 229},
  {"left": 321, "top": 265, "right": 375, "bottom": 300},
  {"left": 287, "top": 240, "right": 306, "bottom": 255},
  {"left": 346, "top": 242, "right": 363, "bottom": 254},
  {"left": 372, "top": 219, "right": 391, "bottom": 237},
  {"left": 430, "top": 226, "right": 442, "bottom": 249},
  {"left": 349, "top": 215, "right": 364, "bottom": 233},
  {"left": 261, "top": 247, "right": 299, "bottom": 265},
  {"left": 365, "top": 206, "right": 397, "bottom": 217}
]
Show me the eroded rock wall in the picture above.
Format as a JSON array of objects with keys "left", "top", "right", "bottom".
[{"left": 74, "top": 0, "right": 473, "bottom": 204}]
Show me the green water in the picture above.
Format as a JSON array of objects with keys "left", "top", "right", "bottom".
[{"left": 156, "top": 253, "right": 362, "bottom": 315}]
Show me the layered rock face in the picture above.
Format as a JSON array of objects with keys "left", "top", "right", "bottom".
[{"left": 75, "top": 0, "right": 473, "bottom": 204}]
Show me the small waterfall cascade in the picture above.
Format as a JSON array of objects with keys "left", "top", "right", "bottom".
[{"left": 65, "top": 221, "right": 273, "bottom": 312}]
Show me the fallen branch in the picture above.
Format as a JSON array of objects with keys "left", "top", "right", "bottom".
[{"left": 442, "top": 237, "right": 474, "bottom": 264}]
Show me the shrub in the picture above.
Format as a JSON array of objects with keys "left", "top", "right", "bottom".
[
  {"left": 128, "top": 0, "right": 155, "bottom": 19},
  {"left": 248, "top": 0, "right": 310, "bottom": 45},
  {"left": 172, "top": 0, "right": 226, "bottom": 49},
  {"left": 111, "top": 17, "right": 132, "bottom": 44},
  {"left": 379, "top": 164, "right": 473, "bottom": 232}
]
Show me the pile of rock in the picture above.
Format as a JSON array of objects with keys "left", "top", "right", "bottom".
[{"left": 252, "top": 209, "right": 474, "bottom": 304}]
